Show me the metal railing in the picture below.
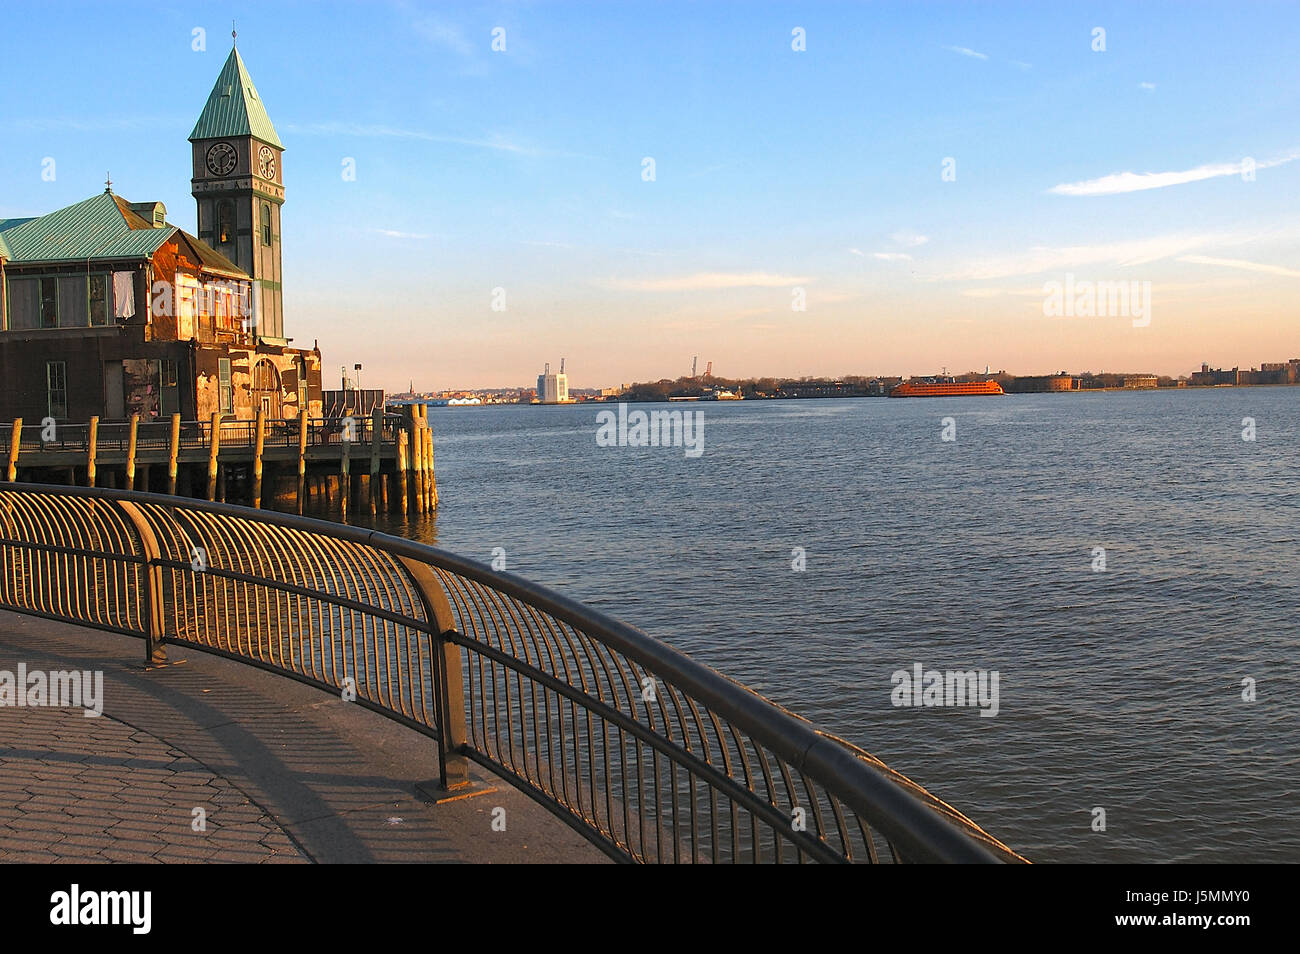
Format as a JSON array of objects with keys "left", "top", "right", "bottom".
[
  {"left": 0, "top": 483, "right": 1026, "bottom": 864},
  {"left": 0, "top": 416, "right": 406, "bottom": 456}
]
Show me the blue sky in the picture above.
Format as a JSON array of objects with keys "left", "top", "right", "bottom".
[{"left": 2, "top": 1, "right": 1298, "bottom": 387}]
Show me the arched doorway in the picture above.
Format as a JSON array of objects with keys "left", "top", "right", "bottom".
[{"left": 251, "top": 359, "right": 282, "bottom": 419}]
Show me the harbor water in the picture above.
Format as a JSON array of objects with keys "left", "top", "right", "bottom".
[{"left": 350, "top": 388, "right": 1299, "bottom": 863}]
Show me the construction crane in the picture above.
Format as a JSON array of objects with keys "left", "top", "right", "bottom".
[
  {"left": 704, "top": 360, "right": 712, "bottom": 378},
  {"left": 560, "top": 357, "right": 565, "bottom": 374}
]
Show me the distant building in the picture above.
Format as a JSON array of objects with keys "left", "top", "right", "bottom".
[
  {"left": 1189, "top": 364, "right": 1242, "bottom": 387},
  {"left": 1123, "top": 374, "right": 1158, "bottom": 389},
  {"left": 536, "top": 362, "right": 569, "bottom": 404},
  {"left": 1005, "top": 373, "right": 1076, "bottom": 393},
  {"left": 1260, "top": 359, "right": 1300, "bottom": 384}
]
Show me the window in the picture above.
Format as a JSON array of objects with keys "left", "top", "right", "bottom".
[
  {"left": 57, "top": 276, "right": 87, "bottom": 327},
  {"left": 6, "top": 275, "right": 112, "bottom": 329},
  {"left": 218, "top": 358, "right": 233, "bottom": 413},
  {"left": 261, "top": 203, "right": 272, "bottom": 246},
  {"left": 39, "top": 277, "right": 57, "bottom": 328},
  {"left": 46, "top": 361, "right": 67, "bottom": 419},
  {"left": 217, "top": 201, "right": 235, "bottom": 250},
  {"left": 6, "top": 278, "right": 38, "bottom": 330},
  {"left": 162, "top": 359, "right": 178, "bottom": 387},
  {"left": 89, "top": 274, "right": 109, "bottom": 325},
  {"left": 296, "top": 356, "right": 308, "bottom": 410}
]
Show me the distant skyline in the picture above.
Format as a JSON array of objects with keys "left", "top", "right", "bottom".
[{"left": 2, "top": 1, "right": 1297, "bottom": 388}]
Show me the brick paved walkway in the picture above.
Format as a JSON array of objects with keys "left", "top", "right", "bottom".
[
  {"left": 0, "top": 609, "right": 604, "bottom": 863},
  {"left": 0, "top": 706, "right": 305, "bottom": 863}
]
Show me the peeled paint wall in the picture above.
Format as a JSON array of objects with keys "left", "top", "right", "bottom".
[{"left": 194, "top": 346, "right": 323, "bottom": 420}]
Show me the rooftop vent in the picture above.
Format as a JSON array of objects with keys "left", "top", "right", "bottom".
[{"left": 128, "top": 202, "right": 167, "bottom": 228}]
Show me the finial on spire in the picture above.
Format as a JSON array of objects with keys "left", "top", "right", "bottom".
[
  {"left": 104, "top": 173, "right": 112, "bottom": 194},
  {"left": 232, "top": 20, "right": 237, "bottom": 46}
]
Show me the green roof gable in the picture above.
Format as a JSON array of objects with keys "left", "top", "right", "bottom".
[
  {"left": 189, "top": 48, "right": 283, "bottom": 148},
  {"left": 0, "top": 192, "right": 175, "bottom": 264},
  {"left": 1, "top": 192, "right": 249, "bottom": 277}
]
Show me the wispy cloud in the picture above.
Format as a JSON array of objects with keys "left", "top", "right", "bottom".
[
  {"left": 872, "top": 252, "right": 913, "bottom": 262},
  {"left": 686, "top": 162, "right": 730, "bottom": 178},
  {"left": 1138, "top": 82, "right": 1156, "bottom": 90},
  {"left": 890, "top": 230, "right": 930, "bottom": 248},
  {"left": 1178, "top": 255, "right": 1300, "bottom": 278},
  {"left": 16, "top": 116, "right": 177, "bottom": 131},
  {"left": 600, "top": 272, "right": 810, "bottom": 292},
  {"left": 939, "top": 231, "right": 1242, "bottom": 280},
  {"left": 370, "top": 228, "right": 432, "bottom": 240},
  {"left": 1010, "top": 60, "right": 1033, "bottom": 70},
  {"left": 283, "top": 122, "right": 595, "bottom": 158},
  {"left": 411, "top": 17, "right": 475, "bottom": 57},
  {"left": 1049, "top": 152, "right": 1299, "bottom": 196},
  {"left": 847, "top": 248, "right": 866, "bottom": 257},
  {"left": 945, "top": 45, "right": 988, "bottom": 60},
  {"left": 960, "top": 286, "right": 1041, "bottom": 299}
]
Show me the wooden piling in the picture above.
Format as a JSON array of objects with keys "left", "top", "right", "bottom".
[
  {"left": 340, "top": 434, "right": 351, "bottom": 519},
  {"left": 412, "top": 422, "right": 425, "bottom": 514},
  {"left": 297, "top": 409, "right": 309, "bottom": 514},
  {"left": 424, "top": 425, "right": 436, "bottom": 510},
  {"left": 252, "top": 408, "right": 266, "bottom": 508},
  {"left": 396, "top": 429, "right": 409, "bottom": 515},
  {"left": 419, "top": 424, "right": 428, "bottom": 511},
  {"left": 368, "top": 407, "right": 382, "bottom": 514},
  {"left": 125, "top": 414, "right": 139, "bottom": 491},
  {"left": 167, "top": 413, "right": 181, "bottom": 495},
  {"left": 206, "top": 412, "right": 221, "bottom": 501},
  {"left": 6, "top": 419, "right": 21, "bottom": 482},
  {"left": 86, "top": 417, "right": 99, "bottom": 488}
]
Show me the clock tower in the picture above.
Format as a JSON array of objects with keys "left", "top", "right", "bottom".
[{"left": 189, "top": 45, "right": 286, "bottom": 341}]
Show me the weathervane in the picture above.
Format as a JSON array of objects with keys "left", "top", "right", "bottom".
[
  {"left": 232, "top": 20, "right": 237, "bottom": 46},
  {"left": 104, "top": 173, "right": 112, "bottom": 194}
]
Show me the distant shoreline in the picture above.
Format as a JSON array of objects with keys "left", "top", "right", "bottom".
[{"left": 397, "top": 382, "right": 1300, "bottom": 407}]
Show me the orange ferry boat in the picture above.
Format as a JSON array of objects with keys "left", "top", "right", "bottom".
[{"left": 889, "top": 378, "right": 1005, "bottom": 398}]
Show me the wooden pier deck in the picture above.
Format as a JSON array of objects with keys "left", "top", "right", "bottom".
[{"left": 1, "top": 405, "right": 438, "bottom": 515}]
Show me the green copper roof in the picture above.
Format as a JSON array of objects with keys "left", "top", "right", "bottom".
[
  {"left": 189, "top": 47, "right": 283, "bottom": 148},
  {"left": 0, "top": 218, "right": 35, "bottom": 260},
  {"left": 0, "top": 192, "right": 175, "bottom": 264}
]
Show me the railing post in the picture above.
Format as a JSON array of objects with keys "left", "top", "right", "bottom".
[
  {"left": 86, "top": 417, "right": 99, "bottom": 487},
  {"left": 125, "top": 414, "right": 139, "bottom": 491},
  {"left": 6, "top": 419, "right": 21, "bottom": 482},
  {"left": 252, "top": 408, "right": 266, "bottom": 508},
  {"left": 115, "top": 500, "right": 168, "bottom": 664},
  {"left": 167, "top": 413, "right": 181, "bottom": 495},
  {"left": 397, "top": 556, "right": 469, "bottom": 789},
  {"left": 297, "top": 409, "right": 308, "bottom": 514},
  {"left": 206, "top": 412, "right": 221, "bottom": 501}
]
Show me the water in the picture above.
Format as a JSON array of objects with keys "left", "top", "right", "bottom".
[{"left": 350, "top": 390, "right": 1299, "bottom": 862}]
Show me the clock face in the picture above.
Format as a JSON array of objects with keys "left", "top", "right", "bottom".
[
  {"left": 257, "top": 145, "right": 276, "bottom": 180},
  {"left": 205, "top": 142, "right": 237, "bottom": 177}
]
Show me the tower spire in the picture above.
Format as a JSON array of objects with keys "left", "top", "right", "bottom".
[{"left": 232, "top": 19, "right": 237, "bottom": 47}]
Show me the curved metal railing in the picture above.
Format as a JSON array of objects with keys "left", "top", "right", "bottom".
[{"left": 0, "top": 483, "right": 1025, "bottom": 863}]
